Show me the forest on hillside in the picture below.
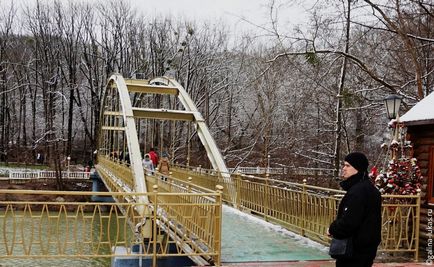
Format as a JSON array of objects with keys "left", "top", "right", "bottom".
[{"left": 0, "top": 0, "right": 433, "bottom": 179}]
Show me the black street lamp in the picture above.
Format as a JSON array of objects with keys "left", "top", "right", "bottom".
[
  {"left": 383, "top": 94, "right": 403, "bottom": 120},
  {"left": 384, "top": 95, "right": 403, "bottom": 160}
]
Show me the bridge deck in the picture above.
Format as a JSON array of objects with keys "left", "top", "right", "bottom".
[{"left": 221, "top": 206, "right": 328, "bottom": 264}]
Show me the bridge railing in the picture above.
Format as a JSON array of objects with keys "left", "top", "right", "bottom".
[
  {"left": 146, "top": 180, "right": 223, "bottom": 266},
  {"left": 228, "top": 166, "right": 287, "bottom": 175},
  {"left": 97, "top": 156, "right": 135, "bottom": 193},
  {"left": 171, "top": 165, "right": 420, "bottom": 261},
  {"left": 244, "top": 176, "right": 420, "bottom": 260},
  {"left": 0, "top": 188, "right": 222, "bottom": 267},
  {"left": 232, "top": 174, "right": 342, "bottom": 245},
  {"left": 8, "top": 170, "right": 91, "bottom": 180},
  {"left": 227, "top": 166, "right": 334, "bottom": 176},
  {"left": 170, "top": 164, "right": 236, "bottom": 204},
  {"left": 96, "top": 158, "right": 223, "bottom": 266}
]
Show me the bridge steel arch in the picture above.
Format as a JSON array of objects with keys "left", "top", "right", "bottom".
[
  {"left": 98, "top": 74, "right": 232, "bottom": 199},
  {"left": 99, "top": 74, "right": 150, "bottom": 205}
]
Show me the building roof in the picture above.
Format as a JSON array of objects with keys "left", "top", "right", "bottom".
[{"left": 401, "top": 92, "right": 434, "bottom": 126}]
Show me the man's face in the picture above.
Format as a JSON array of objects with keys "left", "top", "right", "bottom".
[{"left": 342, "top": 161, "right": 358, "bottom": 179}]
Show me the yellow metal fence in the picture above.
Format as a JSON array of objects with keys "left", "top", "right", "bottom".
[
  {"left": 171, "top": 165, "right": 421, "bottom": 261},
  {"left": 0, "top": 189, "right": 222, "bottom": 266},
  {"left": 170, "top": 165, "right": 236, "bottom": 204}
]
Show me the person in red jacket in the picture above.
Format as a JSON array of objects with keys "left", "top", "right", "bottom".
[{"left": 148, "top": 147, "right": 159, "bottom": 167}]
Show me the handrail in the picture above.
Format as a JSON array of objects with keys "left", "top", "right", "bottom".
[
  {"left": 0, "top": 188, "right": 222, "bottom": 266},
  {"left": 171, "top": 164, "right": 421, "bottom": 261}
]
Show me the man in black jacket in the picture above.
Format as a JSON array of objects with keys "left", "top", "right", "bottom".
[{"left": 328, "top": 152, "right": 382, "bottom": 267}]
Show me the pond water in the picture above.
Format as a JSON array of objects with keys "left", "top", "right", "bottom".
[{"left": 0, "top": 210, "right": 123, "bottom": 267}]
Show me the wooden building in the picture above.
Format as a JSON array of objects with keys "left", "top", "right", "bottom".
[{"left": 401, "top": 92, "right": 434, "bottom": 251}]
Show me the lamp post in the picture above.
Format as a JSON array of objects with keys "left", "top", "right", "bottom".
[
  {"left": 383, "top": 94, "right": 403, "bottom": 120},
  {"left": 383, "top": 94, "right": 403, "bottom": 159},
  {"left": 267, "top": 154, "right": 270, "bottom": 175},
  {"left": 67, "top": 156, "right": 71, "bottom": 178}
]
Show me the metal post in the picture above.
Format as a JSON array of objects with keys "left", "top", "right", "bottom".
[
  {"left": 392, "top": 114, "right": 401, "bottom": 160},
  {"left": 152, "top": 185, "right": 158, "bottom": 267},
  {"left": 67, "top": 156, "right": 71, "bottom": 179},
  {"left": 187, "top": 177, "right": 192, "bottom": 193},
  {"left": 301, "top": 179, "right": 307, "bottom": 237},
  {"left": 187, "top": 122, "right": 191, "bottom": 167},
  {"left": 267, "top": 154, "right": 270, "bottom": 175},
  {"left": 264, "top": 172, "right": 270, "bottom": 221},
  {"left": 414, "top": 192, "right": 421, "bottom": 261},
  {"left": 234, "top": 172, "right": 241, "bottom": 208},
  {"left": 215, "top": 185, "right": 223, "bottom": 266}
]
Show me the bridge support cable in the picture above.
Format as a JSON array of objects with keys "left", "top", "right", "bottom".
[{"left": 148, "top": 77, "right": 233, "bottom": 193}]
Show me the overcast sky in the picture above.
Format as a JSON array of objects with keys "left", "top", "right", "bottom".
[
  {"left": 129, "top": 0, "right": 311, "bottom": 35},
  {"left": 2, "top": 0, "right": 312, "bottom": 37},
  {"left": 130, "top": 0, "right": 310, "bottom": 33},
  {"left": 0, "top": 0, "right": 314, "bottom": 32}
]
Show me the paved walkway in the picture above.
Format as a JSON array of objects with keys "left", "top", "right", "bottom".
[{"left": 222, "top": 260, "right": 429, "bottom": 266}]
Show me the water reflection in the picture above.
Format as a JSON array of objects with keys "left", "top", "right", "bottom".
[{"left": 0, "top": 210, "right": 133, "bottom": 266}]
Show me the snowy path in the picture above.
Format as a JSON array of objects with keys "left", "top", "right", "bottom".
[{"left": 221, "top": 205, "right": 330, "bottom": 263}]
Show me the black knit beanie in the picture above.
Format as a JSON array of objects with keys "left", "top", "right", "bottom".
[{"left": 344, "top": 152, "right": 369, "bottom": 173}]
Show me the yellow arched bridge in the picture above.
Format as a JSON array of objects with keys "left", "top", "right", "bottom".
[
  {"left": 96, "top": 74, "right": 234, "bottom": 266},
  {"left": 0, "top": 75, "right": 421, "bottom": 267}
]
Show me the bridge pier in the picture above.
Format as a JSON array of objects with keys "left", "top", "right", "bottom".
[
  {"left": 90, "top": 172, "right": 114, "bottom": 202},
  {"left": 111, "top": 244, "right": 195, "bottom": 267}
]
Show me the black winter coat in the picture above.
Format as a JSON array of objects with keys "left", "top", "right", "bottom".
[{"left": 329, "top": 172, "right": 382, "bottom": 262}]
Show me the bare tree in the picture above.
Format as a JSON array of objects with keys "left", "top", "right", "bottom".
[{"left": 0, "top": 2, "right": 16, "bottom": 163}]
